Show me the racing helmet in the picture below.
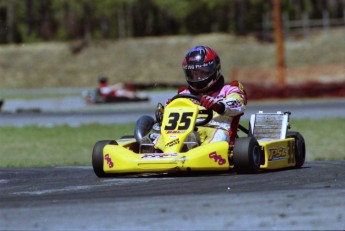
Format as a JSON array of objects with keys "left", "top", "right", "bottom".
[
  {"left": 182, "top": 45, "right": 221, "bottom": 93},
  {"left": 98, "top": 75, "right": 108, "bottom": 84}
]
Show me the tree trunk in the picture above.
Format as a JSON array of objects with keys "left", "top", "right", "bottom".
[
  {"left": 235, "top": 0, "right": 247, "bottom": 35},
  {"left": 83, "top": 3, "right": 92, "bottom": 42},
  {"left": 25, "top": 0, "right": 34, "bottom": 36},
  {"left": 39, "top": 0, "right": 55, "bottom": 40},
  {"left": 117, "top": 3, "right": 126, "bottom": 39},
  {"left": 6, "top": 0, "right": 15, "bottom": 43},
  {"left": 100, "top": 15, "right": 109, "bottom": 39},
  {"left": 126, "top": 3, "right": 133, "bottom": 37}
]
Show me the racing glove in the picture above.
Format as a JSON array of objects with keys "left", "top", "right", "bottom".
[
  {"left": 200, "top": 95, "right": 225, "bottom": 114},
  {"left": 155, "top": 103, "right": 164, "bottom": 124},
  {"left": 165, "top": 98, "right": 171, "bottom": 105}
]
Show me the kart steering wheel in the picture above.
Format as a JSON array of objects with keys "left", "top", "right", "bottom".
[{"left": 171, "top": 94, "right": 213, "bottom": 126}]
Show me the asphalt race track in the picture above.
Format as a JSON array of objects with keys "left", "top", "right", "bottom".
[
  {"left": 1, "top": 92, "right": 345, "bottom": 126},
  {"left": 1, "top": 161, "right": 344, "bottom": 230},
  {"left": 1, "top": 91, "right": 345, "bottom": 230}
]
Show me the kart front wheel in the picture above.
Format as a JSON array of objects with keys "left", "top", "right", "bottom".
[
  {"left": 92, "top": 140, "right": 117, "bottom": 177},
  {"left": 233, "top": 137, "right": 260, "bottom": 174},
  {"left": 287, "top": 131, "right": 306, "bottom": 168}
]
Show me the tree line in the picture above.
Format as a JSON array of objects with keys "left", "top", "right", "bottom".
[{"left": 0, "top": 0, "right": 344, "bottom": 44}]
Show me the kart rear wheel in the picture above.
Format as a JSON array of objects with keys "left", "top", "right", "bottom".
[
  {"left": 233, "top": 137, "right": 260, "bottom": 174},
  {"left": 287, "top": 131, "right": 305, "bottom": 168},
  {"left": 92, "top": 140, "right": 117, "bottom": 177}
]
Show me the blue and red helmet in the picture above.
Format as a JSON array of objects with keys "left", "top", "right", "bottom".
[{"left": 182, "top": 45, "right": 221, "bottom": 93}]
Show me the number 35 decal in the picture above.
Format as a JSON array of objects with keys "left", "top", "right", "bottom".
[{"left": 164, "top": 112, "right": 193, "bottom": 130}]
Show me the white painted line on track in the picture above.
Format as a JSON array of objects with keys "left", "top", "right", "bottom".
[
  {"left": 0, "top": 179, "right": 9, "bottom": 184},
  {"left": 11, "top": 177, "right": 172, "bottom": 196},
  {"left": 54, "top": 166, "right": 92, "bottom": 169}
]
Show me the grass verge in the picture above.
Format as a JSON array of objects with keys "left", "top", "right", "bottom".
[
  {"left": 0, "top": 118, "right": 344, "bottom": 167},
  {"left": 0, "top": 123, "right": 133, "bottom": 167}
]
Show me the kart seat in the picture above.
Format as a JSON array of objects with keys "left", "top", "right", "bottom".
[
  {"left": 229, "top": 114, "right": 243, "bottom": 145},
  {"left": 250, "top": 111, "right": 290, "bottom": 140}
]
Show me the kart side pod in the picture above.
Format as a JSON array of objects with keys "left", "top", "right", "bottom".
[
  {"left": 97, "top": 141, "right": 230, "bottom": 175},
  {"left": 248, "top": 111, "right": 305, "bottom": 170}
]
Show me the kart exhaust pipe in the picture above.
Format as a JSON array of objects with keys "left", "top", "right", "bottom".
[{"left": 134, "top": 115, "right": 155, "bottom": 143}]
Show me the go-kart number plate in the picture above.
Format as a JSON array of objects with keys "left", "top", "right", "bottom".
[{"left": 164, "top": 112, "right": 193, "bottom": 130}]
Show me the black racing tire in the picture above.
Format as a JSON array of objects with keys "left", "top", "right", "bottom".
[
  {"left": 92, "top": 140, "right": 117, "bottom": 178},
  {"left": 233, "top": 137, "right": 261, "bottom": 174},
  {"left": 287, "top": 131, "right": 306, "bottom": 168},
  {"left": 248, "top": 121, "right": 254, "bottom": 137}
]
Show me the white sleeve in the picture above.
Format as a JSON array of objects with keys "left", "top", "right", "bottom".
[
  {"left": 221, "top": 97, "right": 245, "bottom": 116},
  {"left": 100, "top": 86, "right": 112, "bottom": 94}
]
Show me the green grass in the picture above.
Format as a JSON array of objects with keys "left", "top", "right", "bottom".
[
  {"left": 0, "top": 118, "right": 344, "bottom": 167},
  {"left": 0, "top": 93, "right": 82, "bottom": 100},
  {"left": 0, "top": 123, "right": 134, "bottom": 167},
  {"left": 290, "top": 118, "right": 345, "bottom": 161},
  {"left": 0, "top": 88, "right": 86, "bottom": 99}
]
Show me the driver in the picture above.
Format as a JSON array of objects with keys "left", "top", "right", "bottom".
[
  {"left": 98, "top": 75, "right": 137, "bottom": 99},
  {"left": 167, "top": 45, "right": 247, "bottom": 145}
]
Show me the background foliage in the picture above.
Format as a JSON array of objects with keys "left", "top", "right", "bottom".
[{"left": 1, "top": 0, "right": 344, "bottom": 43}]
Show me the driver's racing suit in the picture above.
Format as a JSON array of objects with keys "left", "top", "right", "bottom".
[
  {"left": 178, "top": 80, "right": 247, "bottom": 144},
  {"left": 152, "top": 80, "right": 247, "bottom": 150}
]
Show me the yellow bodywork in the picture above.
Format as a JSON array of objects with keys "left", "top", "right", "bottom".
[
  {"left": 103, "top": 141, "right": 229, "bottom": 173},
  {"left": 98, "top": 97, "right": 298, "bottom": 175},
  {"left": 157, "top": 98, "right": 199, "bottom": 153},
  {"left": 101, "top": 98, "right": 231, "bottom": 173},
  {"left": 259, "top": 138, "right": 296, "bottom": 169}
]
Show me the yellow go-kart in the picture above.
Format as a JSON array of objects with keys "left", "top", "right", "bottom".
[{"left": 92, "top": 94, "right": 305, "bottom": 177}]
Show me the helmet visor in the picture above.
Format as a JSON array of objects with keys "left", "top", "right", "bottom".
[{"left": 184, "top": 63, "right": 216, "bottom": 82}]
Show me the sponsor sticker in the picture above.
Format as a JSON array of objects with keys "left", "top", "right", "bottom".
[
  {"left": 209, "top": 152, "right": 226, "bottom": 165},
  {"left": 165, "top": 138, "right": 180, "bottom": 147},
  {"left": 287, "top": 140, "right": 295, "bottom": 164},
  {"left": 268, "top": 146, "right": 287, "bottom": 161},
  {"left": 104, "top": 154, "right": 114, "bottom": 168},
  {"left": 167, "top": 131, "right": 181, "bottom": 134},
  {"left": 141, "top": 153, "right": 178, "bottom": 159}
]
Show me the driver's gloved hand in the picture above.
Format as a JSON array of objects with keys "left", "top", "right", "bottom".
[
  {"left": 200, "top": 95, "right": 225, "bottom": 114},
  {"left": 155, "top": 103, "right": 165, "bottom": 124},
  {"left": 165, "top": 98, "right": 171, "bottom": 105}
]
